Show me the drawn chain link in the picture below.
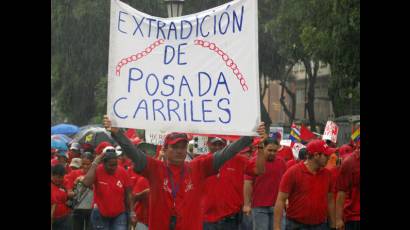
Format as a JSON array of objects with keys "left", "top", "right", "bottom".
[
  {"left": 194, "top": 39, "right": 248, "bottom": 91},
  {"left": 115, "top": 39, "right": 165, "bottom": 76}
]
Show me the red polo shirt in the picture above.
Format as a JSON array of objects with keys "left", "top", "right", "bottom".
[
  {"left": 279, "top": 162, "right": 333, "bottom": 225},
  {"left": 202, "top": 153, "right": 249, "bottom": 222},
  {"left": 51, "top": 183, "right": 71, "bottom": 219},
  {"left": 336, "top": 151, "right": 360, "bottom": 221},
  {"left": 133, "top": 174, "right": 150, "bottom": 225},
  {"left": 276, "top": 146, "right": 294, "bottom": 162},
  {"left": 140, "top": 154, "right": 215, "bottom": 230},
  {"left": 245, "top": 156, "right": 287, "bottom": 207},
  {"left": 93, "top": 165, "right": 131, "bottom": 217},
  {"left": 286, "top": 159, "right": 298, "bottom": 170}
]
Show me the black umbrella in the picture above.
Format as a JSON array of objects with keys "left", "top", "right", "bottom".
[{"left": 73, "top": 127, "right": 117, "bottom": 149}]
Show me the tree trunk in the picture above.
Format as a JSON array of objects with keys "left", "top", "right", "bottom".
[
  {"left": 278, "top": 64, "right": 296, "bottom": 125},
  {"left": 303, "top": 60, "right": 319, "bottom": 132}
]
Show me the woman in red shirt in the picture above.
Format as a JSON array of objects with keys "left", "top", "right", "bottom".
[{"left": 51, "top": 164, "right": 72, "bottom": 230}]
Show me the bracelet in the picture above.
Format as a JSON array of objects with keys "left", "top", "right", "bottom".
[{"left": 92, "top": 161, "right": 99, "bottom": 167}]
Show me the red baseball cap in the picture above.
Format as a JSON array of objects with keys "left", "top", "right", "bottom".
[
  {"left": 306, "top": 139, "right": 329, "bottom": 155},
  {"left": 164, "top": 133, "right": 189, "bottom": 146},
  {"left": 324, "top": 147, "right": 337, "bottom": 156},
  {"left": 95, "top": 141, "right": 113, "bottom": 155}
]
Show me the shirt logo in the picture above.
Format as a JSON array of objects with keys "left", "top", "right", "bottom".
[
  {"left": 185, "top": 178, "right": 194, "bottom": 193},
  {"left": 98, "top": 181, "right": 108, "bottom": 185},
  {"left": 116, "top": 180, "right": 123, "bottom": 188}
]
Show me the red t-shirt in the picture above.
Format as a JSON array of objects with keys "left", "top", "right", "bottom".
[
  {"left": 336, "top": 151, "right": 360, "bottom": 221},
  {"left": 140, "top": 154, "right": 215, "bottom": 230},
  {"left": 51, "top": 183, "right": 71, "bottom": 219},
  {"left": 93, "top": 165, "right": 131, "bottom": 217},
  {"left": 244, "top": 156, "right": 287, "bottom": 207},
  {"left": 202, "top": 153, "right": 249, "bottom": 222},
  {"left": 64, "top": 169, "right": 85, "bottom": 190},
  {"left": 279, "top": 162, "right": 333, "bottom": 225},
  {"left": 276, "top": 146, "right": 294, "bottom": 162},
  {"left": 133, "top": 174, "right": 150, "bottom": 225}
]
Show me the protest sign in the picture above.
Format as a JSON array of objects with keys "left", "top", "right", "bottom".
[
  {"left": 145, "top": 130, "right": 168, "bottom": 145},
  {"left": 107, "top": 0, "right": 260, "bottom": 136},
  {"left": 322, "top": 121, "right": 339, "bottom": 143},
  {"left": 269, "top": 126, "right": 284, "bottom": 140}
]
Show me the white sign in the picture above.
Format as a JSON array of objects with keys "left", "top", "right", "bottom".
[
  {"left": 322, "top": 121, "right": 339, "bottom": 143},
  {"left": 193, "top": 136, "right": 209, "bottom": 155},
  {"left": 107, "top": 0, "right": 260, "bottom": 136},
  {"left": 145, "top": 130, "right": 168, "bottom": 145},
  {"left": 280, "top": 139, "right": 292, "bottom": 147}
]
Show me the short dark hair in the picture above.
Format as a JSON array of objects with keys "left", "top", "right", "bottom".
[
  {"left": 81, "top": 152, "right": 95, "bottom": 161},
  {"left": 51, "top": 164, "right": 66, "bottom": 176},
  {"left": 264, "top": 137, "right": 280, "bottom": 146},
  {"left": 298, "top": 148, "right": 307, "bottom": 160}
]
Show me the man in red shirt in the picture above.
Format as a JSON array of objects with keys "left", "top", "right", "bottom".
[
  {"left": 104, "top": 115, "right": 265, "bottom": 230},
  {"left": 201, "top": 137, "right": 250, "bottom": 230},
  {"left": 273, "top": 132, "right": 294, "bottom": 162},
  {"left": 335, "top": 147, "right": 360, "bottom": 230},
  {"left": 82, "top": 146, "right": 134, "bottom": 230},
  {"left": 68, "top": 142, "right": 82, "bottom": 164},
  {"left": 243, "top": 137, "right": 287, "bottom": 230},
  {"left": 129, "top": 168, "right": 150, "bottom": 230},
  {"left": 64, "top": 152, "right": 94, "bottom": 230},
  {"left": 51, "top": 164, "right": 72, "bottom": 230},
  {"left": 274, "top": 139, "right": 336, "bottom": 230}
]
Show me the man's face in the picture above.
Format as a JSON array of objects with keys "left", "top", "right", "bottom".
[
  {"left": 166, "top": 141, "right": 188, "bottom": 165},
  {"left": 207, "top": 141, "right": 226, "bottom": 153},
  {"left": 104, "top": 158, "right": 118, "bottom": 175},
  {"left": 51, "top": 175, "right": 64, "bottom": 185},
  {"left": 264, "top": 143, "right": 280, "bottom": 161},
  {"left": 70, "top": 149, "right": 81, "bottom": 158},
  {"left": 316, "top": 153, "right": 330, "bottom": 167},
  {"left": 82, "top": 158, "right": 92, "bottom": 173}
]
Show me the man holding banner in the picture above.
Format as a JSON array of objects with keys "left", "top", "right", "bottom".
[{"left": 103, "top": 115, "right": 266, "bottom": 230}]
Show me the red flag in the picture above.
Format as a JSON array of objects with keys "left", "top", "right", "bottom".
[{"left": 300, "top": 124, "right": 316, "bottom": 141}]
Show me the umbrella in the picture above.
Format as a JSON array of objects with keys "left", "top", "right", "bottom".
[
  {"left": 51, "top": 138, "right": 68, "bottom": 151},
  {"left": 51, "top": 134, "right": 72, "bottom": 144},
  {"left": 51, "top": 124, "right": 80, "bottom": 136},
  {"left": 73, "top": 127, "right": 116, "bottom": 149}
]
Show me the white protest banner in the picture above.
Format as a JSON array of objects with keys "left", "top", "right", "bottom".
[
  {"left": 144, "top": 130, "right": 168, "bottom": 145},
  {"left": 292, "top": 143, "right": 305, "bottom": 159},
  {"left": 270, "top": 126, "right": 284, "bottom": 139},
  {"left": 107, "top": 0, "right": 260, "bottom": 136},
  {"left": 322, "top": 121, "right": 339, "bottom": 143}
]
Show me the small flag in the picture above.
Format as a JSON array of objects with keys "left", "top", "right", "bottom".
[
  {"left": 289, "top": 123, "right": 301, "bottom": 143},
  {"left": 351, "top": 128, "right": 360, "bottom": 142},
  {"left": 300, "top": 124, "right": 316, "bottom": 141}
]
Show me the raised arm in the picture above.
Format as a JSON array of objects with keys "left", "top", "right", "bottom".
[
  {"left": 213, "top": 122, "right": 266, "bottom": 171},
  {"left": 82, "top": 153, "right": 104, "bottom": 187},
  {"left": 104, "top": 115, "right": 147, "bottom": 173}
]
